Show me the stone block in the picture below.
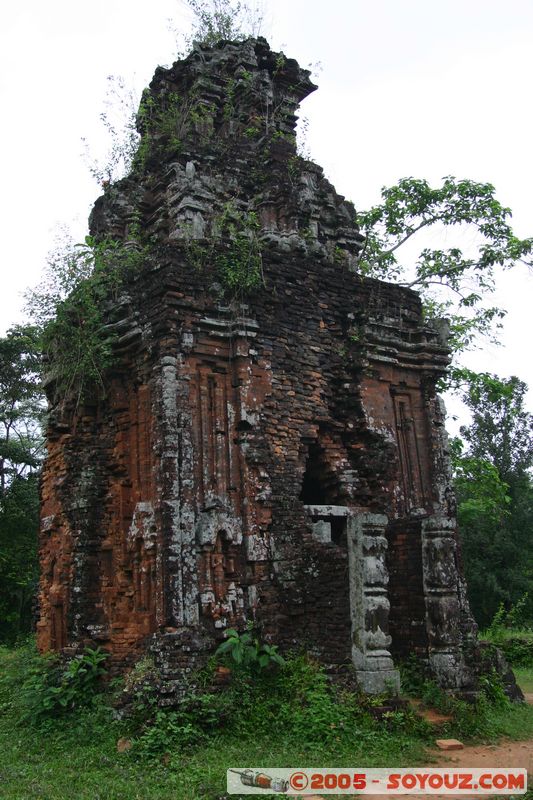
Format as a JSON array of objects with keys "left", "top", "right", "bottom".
[{"left": 435, "top": 739, "right": 464, "bottom": 751}]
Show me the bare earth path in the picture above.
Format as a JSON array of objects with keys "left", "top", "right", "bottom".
[
  {"left": 358, "top": 736, "right": 533, "bottom": 800},
  {"left": 427, "top": 734, "right": 532, "bottom": 774}
]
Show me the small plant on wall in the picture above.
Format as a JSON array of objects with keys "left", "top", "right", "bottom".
[
  {"left": 215, "top": 627, "right": 285, "bottom": 672},
  {"left": 184, "top": 201, "right": 265, "bottom": 299},
  {"left": 215, "top": 207, "right": 264, "bottom": 295}
]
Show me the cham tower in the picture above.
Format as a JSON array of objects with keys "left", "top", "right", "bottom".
[{"left": 37, "top": 37, "right": 518, "bottom": 696}]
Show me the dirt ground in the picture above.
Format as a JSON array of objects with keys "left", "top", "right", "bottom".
[{"left": 358, "top": 737, "right": 532, "bottom": 799}]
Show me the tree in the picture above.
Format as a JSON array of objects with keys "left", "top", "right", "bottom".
[
  {"left": 452, "top": 373, "right": 533, "bottom": 627},
  {"left": 0, "top": 325, "right": 44, "bottom": 494},
  {"left": 459, "top": 372, "right": 533, "bottom": 485},
  {"left": 358, "top": 177, "right": 533, "bottom": 354},
  {"left": 0, "top": 325, "right": 44, "bottom": 643},
  {"left": 0, "top": 473, "right": 40, "bottom": 644}
]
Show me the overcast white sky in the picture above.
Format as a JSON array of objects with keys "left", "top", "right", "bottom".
[{"left": 1, "top": 0, "right": 532, "bottom": 424}]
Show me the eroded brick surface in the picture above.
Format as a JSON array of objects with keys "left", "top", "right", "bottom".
[{"left": 38, "top": 38, "right": 490, "bottom": 693}]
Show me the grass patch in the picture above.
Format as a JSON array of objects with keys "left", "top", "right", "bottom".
[
  {"left": 1, "top": 642, "right": 533, "bottom": 799},
  {"left": 514, "top": 666, "right": 533, "bottom": 694},
  {"left": 464, "top": 693, "right": 533, "bottom": 741}
]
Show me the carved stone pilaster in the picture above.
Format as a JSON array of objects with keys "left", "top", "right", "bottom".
[
  {"left": 421, "top": 514, "right": 467, "bottom": 688},
  {"left": 349, "top": 513, "right": 400, "bottom": 693}
]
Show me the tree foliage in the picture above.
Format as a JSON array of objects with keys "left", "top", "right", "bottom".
[
  {"left": 0, "top": 326, "right": 44, "bottom": 495},
  {"left": 459, "top": 372, "right": 533, "bottom": 484},
  {"left": 358, "top": 177, "right": 533, "bottom": 353},
  {"left": 0, "top": 326, "right": 43, "bottom": 644},
  {"left": 452, "top": 373, "right": 533, "bottom": 627},
  {"left": 359, "top": 180, "right": 533, "bottom": 625},
  {"left": 0, "top": 474, "right": 40, "bottom": 644}
]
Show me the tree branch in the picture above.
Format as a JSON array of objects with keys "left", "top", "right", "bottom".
[{"left": 376, "top": 217, "right": 438, "bottom": 259}]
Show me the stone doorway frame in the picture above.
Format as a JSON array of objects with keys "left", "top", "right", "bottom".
[{"left": 304, "top": 505, "right": 400, "bottom": 693}]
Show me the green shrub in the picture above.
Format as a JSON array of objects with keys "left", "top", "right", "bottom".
[
  {"left": 21, "top": 646, "right": 108, "bottom": 722},
  {"left": 483, "top": 632, "right": 533, "bottom": 667},
  {"left": 398, "top": 654, "right": 429, "bottom": 696},
  {"left": 134, "top": 691, "right": 233, "bottom": 757},
  {"left": 482, "top": 594, "right": 533, "bottom": 667},
  {"left": 129, "top": 653, "right": 387, "bottom": 758},
  {"left": 488, "top": 593, "right": 532, "bottom": 634},
  {"left": 399, "top": 654, "right": 515, "bottom": 740},
  {"left": 215, "top": 627, "right": 285, "bottom": 671},
  {"left": 219, "top": 653, "right": 387, "bottom": 749}
]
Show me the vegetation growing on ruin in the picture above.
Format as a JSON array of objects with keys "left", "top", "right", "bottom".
[
  {"left": 133, "top": 89, "right": 219, "bottom": 172},
  {"left": 82, "top": 1, "right": 265, "bottom": 185},
  {"left": 25, "top": 231, "right": 147, "bottom": 405},
  {"left": 1, "top": 640, "right": 533, "bottom": 800},
  {"left": 133, "top": 90, "right": 184, "bottom": 171},
  {"left": 184, "top": 203, "right": 264, "bottom": 297},
  {"left": 215, "top": 208, "right": 264, "bottom": 294},
  {"left": 172, "top": 0, "right": 265, "bottom": 54}
]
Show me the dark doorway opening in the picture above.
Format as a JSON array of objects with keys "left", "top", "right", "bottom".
[{"left": 299, "top": 441, "right": 336, "bottom": 504}]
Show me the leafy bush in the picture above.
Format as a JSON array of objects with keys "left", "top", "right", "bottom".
[
  {"left": 134, "top": 692, "right": 233, "bottom": 757},
  {"left": 482, "top": 594, "right": 533, "bottom": 667},
  {"left": 129, "top": 653, "right": 391, "bottom": 758},
  {"left": 21, "top": 646, "right": 108, "bottom": 722},
  {"left": 488, "top": 593, "right": 532, "bottom": 633},
  {"left": 218, "top": 653, "right": 392, "bottom": 749},
  {"left": 482, "top": 632, "right": 533, "bottom": 667},
  {"left": 215, "top": 627, "right": 285, "bottom": 670},
  {"left": 398, "top": 654, "right": 430, "bottom": 696},
  {"left": 399, "top": 654, "right": 514, "bottom": 739},
  {"left": 477, "top": 670, "right": 510, "bottom": 708}
]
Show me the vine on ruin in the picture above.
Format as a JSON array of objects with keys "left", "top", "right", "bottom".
[
  {"left": 184, "top": 203, "right": 264, "bottom": 298},
  {"left": 26, "top": 229, "right": 147, "bottom": 405},
  {"left": 215, "top": 207, "right": 264, "bottom": 294},
  {"left": 134, "top": 91, "right": 184, "bottom": 171}
]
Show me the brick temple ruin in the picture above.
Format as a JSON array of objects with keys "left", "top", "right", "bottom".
[{"left": 38, "top": 38, "right": 490, "bottom": 694}]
